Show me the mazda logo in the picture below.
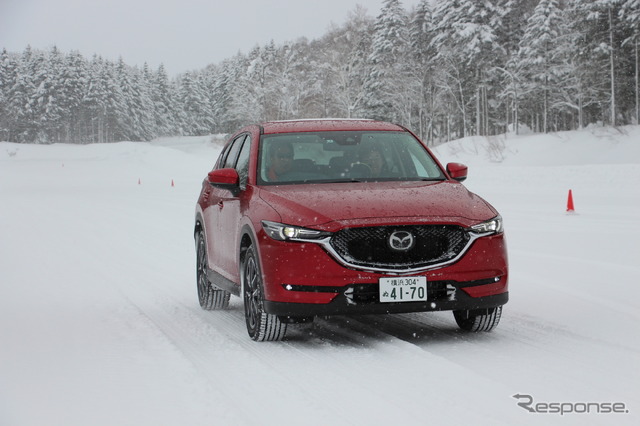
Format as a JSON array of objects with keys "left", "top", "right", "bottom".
[{"left": 388, "top": 230, "right": 415, "bottom": 251}]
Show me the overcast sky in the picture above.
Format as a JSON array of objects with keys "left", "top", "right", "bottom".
[{"left": 1, "top": 0, "right": 423, "bottom": 76}]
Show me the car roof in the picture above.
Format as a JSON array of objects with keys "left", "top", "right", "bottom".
[{"left": 260, "top": 119, "right": 406, "bottom": 135}]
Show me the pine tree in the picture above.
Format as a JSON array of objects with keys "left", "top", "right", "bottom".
[
  {"left": 59, "top": 51, "right": 88, "bottom": 142},
  {"left": 82, "top": 56, "right": 107, "bottom": 142},
  {"left": 7, "top": 47, "right": 38, "bottom": 142},
  {"left": 0, "top": 49, "right": 17, "bottom": 141},
  {"left": 408, "top": 0, "right": 438, "bottom": 141},
  {"left": 271, "top": 39, "right": 320, "bottom": 120},
  {"left": 99, "top": 58, "right": 126, "bottom": 142},
  {"left": 364, "top": 0, "right": 410, "bottom": 122},
  {"left": 229, "top": 45, "right": 270, "bottom": 124},
  {"left": 132, "top": 64, "right": 155, "bottom": 140},
  {"left": 35, "top": 46, "right": 68, "bottom": 142},
  {"left": 3, "top": 0, "right": 639, "bottom": 142},
  {"left": 569, "top": 0, "right": 632, "bottom": 126},
  {"left": 432, "top": 0, "right": 506, "bottom": 136},
  {"left": 177, "top": 71, "right": 214, "bottom": 135},
  {"left": 115, "top": 58, "right": 137, "bottom": 140},
  {"left": 151, "top": 63, "right": 178, "bottom": 136},
  {"left": 515, "top": 0, "right": 567, "bottom": 132},
  {"left": 318, "top": 5, "right": 373, "bottom": 118},
  {"left": 210, "top": 55, "right": 246, "bottom": 132},
  {"left": 493, "top": 0, "right": 537, "bottom": 134},
  {"left": 620, "top": 0, "right": 639, "bottom": 123}
]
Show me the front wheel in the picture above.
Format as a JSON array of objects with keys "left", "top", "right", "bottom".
[
  {"left": 241, "top": 246, "right": 287, "bottom": 341},
  {"left": 453, "top": 306, "right": 502, "bottom": 332}
]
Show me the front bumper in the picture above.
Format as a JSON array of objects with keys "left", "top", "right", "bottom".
[
  {"left": 264, "top": 282, "right": 508, "bottom": 317},
  {"left": 256, "top": 230, "right": 509, "bottom": 316}
]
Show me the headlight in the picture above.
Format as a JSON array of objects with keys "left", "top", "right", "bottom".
[
  {"left": 262, "top": 221, "right": 332, "bottom": 242},
  {"left": 470, "top": 215, "right": 503, "bottom": 235}
]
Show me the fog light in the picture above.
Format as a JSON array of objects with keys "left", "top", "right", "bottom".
[{"left": 284, "top": 284, "right": 294, "bottom": 291}]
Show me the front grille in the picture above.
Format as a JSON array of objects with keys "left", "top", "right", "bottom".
[{"left": 330, "top": 225, "right": 469, "bottom": 270}]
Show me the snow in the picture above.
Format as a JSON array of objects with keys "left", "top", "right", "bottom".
[{"left": 1, "top": 126, "right": 639, "bottom": 426}]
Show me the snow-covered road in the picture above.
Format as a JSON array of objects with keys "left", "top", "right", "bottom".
[{"left": 1, "top": 127, "right": 639, "bottom": 425}]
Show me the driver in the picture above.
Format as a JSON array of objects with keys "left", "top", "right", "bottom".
[
  {"left": 358, "top": 144, "right": 386, "bottom": 177},
  {"left": 267, "top": 142, "right": 294, "bottom": 181}
]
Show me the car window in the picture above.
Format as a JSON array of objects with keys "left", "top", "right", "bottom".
[
  {"left": 214, "top": 141, "right": 232, "bottom": 169},
  {"left": 236, "top": 135, "right": 251, "bottom": 189},
  {"left": 223, "top": 134, "right": 247, "bottom": 169},
  {"left": 257, "top": 131, "right": 445, "bottom": 185}
]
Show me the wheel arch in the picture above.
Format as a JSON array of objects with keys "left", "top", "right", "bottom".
[
  {"left": 194, "top": 212, "right": 205, "bottom": 239},
  {"left": 239, "top": 224, "right": 258, "bottom": 267}
]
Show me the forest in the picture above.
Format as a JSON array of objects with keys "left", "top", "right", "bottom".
[{"left": 1, "top": 0, "right": 638, "bottom": 144}]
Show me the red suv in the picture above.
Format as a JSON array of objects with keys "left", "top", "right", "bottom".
[{"left": 195, "top": 120, "right": 508, "bottom": 341}]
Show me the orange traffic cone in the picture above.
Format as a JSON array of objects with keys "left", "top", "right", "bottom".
[{"left": 566, "top": 189, "right": 575, "bottom": 212}]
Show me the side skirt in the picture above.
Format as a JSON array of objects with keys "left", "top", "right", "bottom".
[{"left": 206, "top": 268, "right": 240, "bottom": 296}]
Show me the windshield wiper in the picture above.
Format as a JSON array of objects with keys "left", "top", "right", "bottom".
[{"left": 327, "top": 179, "right": 363, "bottom": 183}]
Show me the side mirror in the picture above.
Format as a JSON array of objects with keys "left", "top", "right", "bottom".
[
  {"left": 208, "top": 168, "right": 240, "bottom": 193},
  {"left": 446, "top": 162, "right": 468, "bottom": 182}
]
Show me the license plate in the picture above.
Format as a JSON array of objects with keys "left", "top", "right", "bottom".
[{"left": 379, "top": 276, "right": 427, "bottom": 303}]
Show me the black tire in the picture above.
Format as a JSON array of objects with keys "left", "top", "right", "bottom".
[
  {"left": 453, "top": 306, "right": 502, "bottom": 332},
  {"left": 196, "top": 230, "right": 230, "bottom": 310},
  {"left": 241, "top": 246, "right": 287, "bottom": 341}
]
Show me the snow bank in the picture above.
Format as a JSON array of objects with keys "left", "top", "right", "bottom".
[{"left": 432, "top": 125, "right": 640, "bottom": 166}]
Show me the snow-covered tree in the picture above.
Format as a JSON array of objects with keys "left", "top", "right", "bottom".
[
  {"left": 491, "top": 0, "right": 538, "bottom": 134},
  {"left": 268, "top": 40, "right": 317, "bottom": 120},
  {"left": 58, "top": 51, "right": 88, "bottom": 141},
  {"left": 514, "top": 0, "right": 567, "bottom": 132},
  {"left": 408, "top": 0, "right": 438, "bottom": 141},
  {"left": 208, "top": 55, "right": 246, "bottom": 132},
  {"left": 620, "top": 0, "right": 640, "bottom": 123},
  {"left": 7, "top": 47, "right": 39, "bottom": 142},
  {"left": 364, "top": 0, "right": 410, "bottom": 122},
  {"left": 228, "top": 47, "right": 269, "bottom": 125},
  {"left": 318, "top": 5, "right": 374, "bottom": 118},
  {"left": 3, "top": 0, "right": 640, "bottom": 143},
  {"left": 150, "top": 63, "right": 179, "bottom": 135},
  {"left": 432, "top": 0, "right": 506, "bottom": 136},
  {"left": 177, "top": 71, "right": 214, "bottom": 135},
  {"left": 0, "top": 49, "right": 18, "bottom": 140},
  {"left": 568, "top": 0, "right": 634, "bottom": 126}
]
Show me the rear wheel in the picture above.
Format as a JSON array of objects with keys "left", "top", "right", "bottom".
[
  {"left": 241, "top": 246, "right": 287, "bottom": 341},
  {"left": 196, "top": 230, "right": 230, "bottom": 310},
  {"left": 453, "top": 306, "right": 502, "bottom": 332}
]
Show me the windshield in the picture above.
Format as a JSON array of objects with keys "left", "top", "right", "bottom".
[{"left": 257, "top": 131, "right": 445, "bottom": 185}]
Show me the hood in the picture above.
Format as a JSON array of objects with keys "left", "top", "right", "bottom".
[{"left": 258, "top": 181, "right": 497, "bottom": 230}]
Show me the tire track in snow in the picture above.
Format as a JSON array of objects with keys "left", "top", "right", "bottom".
[
  {"left": 342, "top": 309, "right": 639, "bottom": 405},
  {"left": 119, "top": 289, "right": 372, "bottom": 425},
  {"left": 120, "top": 284, "right": 524, "bottom": 425}
]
